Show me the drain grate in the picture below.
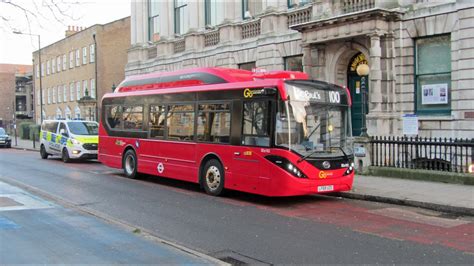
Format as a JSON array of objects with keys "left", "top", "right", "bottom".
[{"left": 211, "top": 250, "right": 271, "bottom": 265}]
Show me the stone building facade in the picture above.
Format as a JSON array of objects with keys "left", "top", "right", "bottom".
[
  {"left": 127, "top": 0, "right": 473, "bottom": 138},
  {"left": 0, "top": 64, "right": 33, "bottom": 129},
  {"left": 33, "top": 17, "right": 130, "bottom": 123}
]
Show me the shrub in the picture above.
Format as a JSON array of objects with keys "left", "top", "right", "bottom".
[
  {"left": 18, "top": 121, "right": 34, "bottom": 139},
  {"left": 29, "top": 124, "right": 41, "bottom": 141}
]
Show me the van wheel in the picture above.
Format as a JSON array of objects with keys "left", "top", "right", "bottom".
[
  {"left": 62, "top": 148, "right": 71, "bottom": 163},
  {"left": 123, "top": 149, "right": 138, "bottom": 179},
  {"left": 202, "top": 159, "right": 225, "bottom": 196},
  {"left": 40, "top": 145, "right": 49, "bottom": 159}
]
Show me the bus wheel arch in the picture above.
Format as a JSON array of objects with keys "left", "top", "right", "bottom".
[
  {"left": 199, "top": 154, "right": 225, "bottom": 196},
  {"left": 122, "top": 146, "right": 139, "bottom": 179}
]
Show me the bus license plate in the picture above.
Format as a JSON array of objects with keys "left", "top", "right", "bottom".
[{"left": 317, "top": 185, "right": 334, "bottom": 192}]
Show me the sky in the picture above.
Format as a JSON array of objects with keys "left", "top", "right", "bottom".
[{"left": 0, "top": 0, "right": 131, "bottom": 65}]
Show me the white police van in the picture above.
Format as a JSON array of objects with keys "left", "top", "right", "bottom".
[{"left": 40, "top": 119, "right": 99, "bottom": 163}]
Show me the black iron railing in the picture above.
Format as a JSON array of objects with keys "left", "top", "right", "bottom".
[{"left": 371, "top": 136, "right": 474, "bottom": 173}]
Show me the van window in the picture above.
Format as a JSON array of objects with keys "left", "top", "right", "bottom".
[
  {"left": 67, "top": 122, "right": 98, "bottom": 135},
  {"left": 59, "top": 123, "right": 68, "bottom": 137},
  {"left": 42, "top": 121, "right": 59, "bottom": 133}
]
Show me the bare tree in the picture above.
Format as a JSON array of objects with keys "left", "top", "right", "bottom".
[{"left": 0, "top": 0, "right": 80, "bottom": 33}]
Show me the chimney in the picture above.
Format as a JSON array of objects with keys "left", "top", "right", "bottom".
[{"left": 65, "top": 25, "right": 82, "bottom": 37}]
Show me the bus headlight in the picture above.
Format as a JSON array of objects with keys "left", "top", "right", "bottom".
[
  {"left": 265, "top": 155, "right": 307, "bottom": 178},
  {"left": 343, "top": 162, "right": 355, "bottom": 176}
]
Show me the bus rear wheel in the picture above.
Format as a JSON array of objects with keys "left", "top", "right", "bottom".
[
  {"left": 202, "top": 159, "right": 225, "bottom": 196},
  {"left": 123, "top": 149, "right": 138, "bottom": 179}
]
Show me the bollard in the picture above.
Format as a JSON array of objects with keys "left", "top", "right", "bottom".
[{"left": 33, "top": 133, "right": 36, "bottom": 149}]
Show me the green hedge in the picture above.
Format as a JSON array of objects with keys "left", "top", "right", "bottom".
[
  {"left": 29, "top": 124, "right": 41, "bottom": 141},
  {"left": 18, "top": 121, "right": 34, "bottom": 139}
]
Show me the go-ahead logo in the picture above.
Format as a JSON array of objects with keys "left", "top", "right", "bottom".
[
  {"left": 244, "top": 88, "right": 253, "bottom": 98},
  {"left": 244, "top": 88, "right": 264, "bottom": 98}
]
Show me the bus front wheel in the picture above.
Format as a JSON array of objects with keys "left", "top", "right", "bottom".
[
  {"left": 123, "top": 149, "right": 138, "bottom": 179},
  {"left": 202, "top": 159, "right": 225, "bottom": 196}
]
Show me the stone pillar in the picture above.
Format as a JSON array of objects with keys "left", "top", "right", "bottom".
[
  {"left": 302, "top": 44, "right": 312, "bottom": 75},
  {"left": 367, "top": 32, "right": 383, "bottom": 136}
]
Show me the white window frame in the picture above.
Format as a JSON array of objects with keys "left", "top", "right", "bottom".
[
  {"left": 70, "top": 82, "right": 75, "bottom": 101},
  {"left": 47, "top": 60, "right": 50, "bottom": 75},
  {"left": 69, "top": 52, "right": 74, "bottom": 68},
  {"left": 90, "top": 79, "right": 96, "bottom": 99},
  {"left": 57, "top": 56, "right": 61, "bottom": 72},
  {"left": 52, "top": 60, "right": 55, "bottom": 74},
  {"left": 36, "top": 64, "right": 40, "bottom": 78},
  {"left": 47, "top": 88, "right": 51, "bottom": 104},
  {"left": 82, "top": 47, "right": 87, "bottom": 64},
  {"left": 75, "top": 49, "right": 80, "bottom": 67},
  {"left": 63, "top": 54, "right": 67, "bottom": 70},
  {"left": 57, "top": 86, "right": 61, "bottom": 103},
  {"left": 76, "top": 81, "right": 81, "bottom": 101},
  {"left": 83, "top": 80, "right": 88, "bottom": 96},
  {"left": 90, "top": 44, "right": 95, "bottom": 63},
  {"left": 63, "top": 84, "right": 67, "bottom": 102}
]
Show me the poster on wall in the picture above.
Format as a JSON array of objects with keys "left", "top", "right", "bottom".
[
  {"left": 421, "top": 83, "right": 448, "bottom": 105},
  {"left": 402, "top": 114, "right": 418, "bottom": 136}
]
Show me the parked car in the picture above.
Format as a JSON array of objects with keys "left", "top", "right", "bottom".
[{"left": 0, "top": 127, "right": 12, "bottom": 148}]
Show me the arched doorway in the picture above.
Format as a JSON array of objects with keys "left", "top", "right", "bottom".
[{"left": 347, "top": 52, "right": 369, "bottom": 136}]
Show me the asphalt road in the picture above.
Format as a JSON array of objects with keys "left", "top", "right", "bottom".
[{"left": 1, "top": 149, "right": 473, "bottom": 264}]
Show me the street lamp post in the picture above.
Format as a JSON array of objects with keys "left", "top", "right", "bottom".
[
  {"left": 13, "top": 31, "right": 43, "bottom": 124},
  {"left": 356, "top": 63, "right": 370, "bottom": 137}
]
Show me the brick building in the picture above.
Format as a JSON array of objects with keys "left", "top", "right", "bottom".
[
  {"left": 127, "top": 0, "right": 473, "bottom": 138},
  {"left": 0, "top": 64, "right": 33, "bottom": 129},
  {"left": 33, "top": 16, "right": 130, "bottom": 123}
]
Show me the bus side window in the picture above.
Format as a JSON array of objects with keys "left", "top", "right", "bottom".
[
  {"left": 149, "top": 105, "right": 165, "bottom": 138},
  {"left": 242, "top": 101, "right": 270, "bottom": 147},
  {"left": 107, "top": 106, "right": 122, "bottom": 129}
]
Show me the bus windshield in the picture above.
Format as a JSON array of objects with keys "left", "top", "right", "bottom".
[
  {"left": 276, "top": 83, "right": 353, "bottom": 158},
  {"left": 67, "top": 122, "right": 99, "bottom": 135}
]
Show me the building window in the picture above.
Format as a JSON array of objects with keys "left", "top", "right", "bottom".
[
  {"left": 238, "top": 62, "right": 256, "bottom": 71},
  {"left": 284, "top": 55, "right": 303, "bottom": 72},
  {"left": 415, "top": 35, "right": 451, "bottom": 115},
  {"left": 82, "top": 47, "right": 87, "bottom": 64},
  {"left": 69, "top": 52, "right": 74, "bottom": 68},
  {"left": 76, "top": 81, "right": 81, "bottom": 100},
  {"left": 75, "top": 49, "right": 80, "bottom": 67},
  {"left": 57, "top": 57, "right": 61, "bottom": 72},
  {"left": 51, "top": 60, "right": 55, "bottom": 74},
  {"left": 75, "top": 106, "right": 81, "bottom": 119},
  {"left": 57, "top": 86, "right": 61, "bottom": 103},
  {"left": 53, "top": 86, "right": 56, "bottom": 103},
  {"left": 47, "top": 88, "right": 51, "bottom": 104},
  {"left": 90, "top": 79, "right": 95, "bottom": 99},
  {"left": 167, "top": 104, "right": 194, "bottom": 141},
  {"left": 42, "top": 89, "right": 45, "bottom": 104},
  {"left": 63, "top": 54, "right": 67, "bottom": 70},
  {"left": 41, "top": 63, "right": 45, "bottom": 76},
  {"left": 205, "top": 0, "right": 224, "bottom": 27},
  {"left": 46, "top": 60, "right": 50, "bottom": 75},
  {"left": 174, "top": 0, "right": 188, "bottom": 35},
  {"left": 288, "top": 0, "right": 311, "bottom": 8},
  {"left": 242, "top": 0, "right": 263, "bottom": 19},
  {"left": 63, "top": 84, "right": 67, "bottom": 102},
  {"left": 148, "top": 0, "right": 161, "bottom": 42},
  {"left": 89, "top": 44, "right": 95, "bottom": 63},
  {"left": 36, "top": 64, "right": 39, "bottom": 78},
  {"left": 83, "top": 80, "right": 88, "bottom": 96},
  {"left": 70, "top": 82, "right": 74, "bottom": 101}
]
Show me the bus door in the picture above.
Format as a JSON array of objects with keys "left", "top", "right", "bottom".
[{"left": 231, "top": 100, "right": 272, "bottom": 192}]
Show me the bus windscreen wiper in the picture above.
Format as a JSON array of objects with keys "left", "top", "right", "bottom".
[{"left": 297, "top": 149, "right": 325, "bottom": 163}]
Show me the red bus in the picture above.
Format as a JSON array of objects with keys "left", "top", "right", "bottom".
[{"left": 99, "top": 68, "right": 354, "bottom": 196}]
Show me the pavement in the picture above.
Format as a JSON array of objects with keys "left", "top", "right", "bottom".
[
  {"left": 9, "top": 137, "right": 474, "bottom": 216},
  {"left": 0, "top": 180, "right": 223, "bottom": 264}
]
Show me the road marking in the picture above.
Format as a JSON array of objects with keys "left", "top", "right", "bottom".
[
  {"left": 368, "top": 208, "right": 470, "bottom": 228},
  {"left": 0, "top": 181, "right": 55, "bottom": 212}
]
